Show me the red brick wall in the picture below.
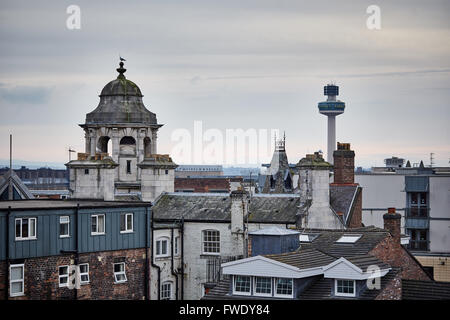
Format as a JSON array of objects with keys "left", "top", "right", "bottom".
[
  {"left": 333, "top": 150, "right": 355, "bottom": 184},
  {"left": 175, "top": 177, "right": 241, "bottom": 193},
  {"left": 370, "top": 236, "right": 430, "bottom": 281},
  {"left": 347, "top": 188, "right": 362, "bottom": 228},
  {"left": 376, "top": 272, "right": 402, "bottom": 300},
  {"left": 1, "top": 248, "right": 148, "bottom": 300},
  {"left": 0, "top": 261, "right": 6, "bottom": 299}
]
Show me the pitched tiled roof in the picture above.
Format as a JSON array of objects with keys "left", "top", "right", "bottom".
[
  {"left": 402, "top": 279, "right": 450, "bottom": 300},
  {"left": 346, "top": 255, "right": 391, "bottom": 271},
  {"left": 263, "top": 248, "right": 337, "bottom": 270},
  {"left": 297, "top": 227, "right": 390, "bottom": 257}
]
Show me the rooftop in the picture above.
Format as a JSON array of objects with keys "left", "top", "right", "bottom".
[{"left": 0, "top": 199, "right": 151, "bottom": 211}]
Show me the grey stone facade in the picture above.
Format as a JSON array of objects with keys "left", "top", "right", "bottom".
[{"left": 66, "top": 62, "right": 177, "bottom": 201}]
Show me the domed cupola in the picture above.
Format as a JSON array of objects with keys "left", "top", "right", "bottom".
[{"left": 85, "top": 61, "right": 157, "bottom": 125}]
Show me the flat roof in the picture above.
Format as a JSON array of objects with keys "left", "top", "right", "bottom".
[{"left": 0, "top": 199, "right": 151, "bottom": 211}]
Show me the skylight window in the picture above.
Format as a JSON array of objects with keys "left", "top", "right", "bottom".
[
  {"left": 336, "top": 234, "right": 362, "bottom": 243},
  {"left": 299, "top": 233, "right": 319, "bottom": 242}
]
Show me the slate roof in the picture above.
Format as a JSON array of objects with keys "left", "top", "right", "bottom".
[
  {"left": 402, "top": 279, "right": 450, "bottom": 300},
  {"left": 152, "top": 193, "right": 300, "bottom": 223},
  {"left": 297, "top": 227, "right": 390, "bottom": 257},
  {"left": 329, "top": 185, "right": 359, "bottom": 222},
  {"left": 152, "top": 187, "right": 360, "bottom": 225}
]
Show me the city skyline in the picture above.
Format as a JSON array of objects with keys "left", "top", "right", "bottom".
[{"left": 0, "top": 0, "right": 449, "bottom": 168}]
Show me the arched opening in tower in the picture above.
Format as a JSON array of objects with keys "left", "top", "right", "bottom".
[
  {"left": 119, "top": 136, "right": 136, "bottom": 155},
  {"left": 97, "top": 136, "right": 111, "bottom": 155},
  {"left": 143, "top": 137, "right": 152, "bottom": 158}
]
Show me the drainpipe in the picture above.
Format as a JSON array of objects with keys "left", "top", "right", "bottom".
[
  {"left": 150, "top": 217, "right": 161, "bottom": 300},
  {"left": 180, "top": 216, "right": 184, "bottom": 300},
  {"left": 144, "top": 206, "right": 150, "bottom": 300},
  {"left": 5, "top": 206, "right": 11, "bottom": 300},
  {"left": 170, "top": 228, "right": 179, "bottom": 300},
  {"left": 74, "top": 204, "right": 79, "bottom": 300}
]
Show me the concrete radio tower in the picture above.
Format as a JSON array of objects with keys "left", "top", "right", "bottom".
[{"left": 318, "top": 84, "right": 345, "bottom": 164}]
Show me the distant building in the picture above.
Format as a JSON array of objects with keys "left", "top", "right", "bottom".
[
  {"left": 262, "top": 136, "right": 294, "bottom": 194},
  {"left": 175, "top": 176, "right": 243, "bottom": 193},
  {"left": 355, "top": 161, "right": 450, "bottom": 282},
  {"left": 0, "top": 169, "right": 34, "bottom": 200},
  {"left": 175, "top": 165, "right": 223, "bottom": 178}
]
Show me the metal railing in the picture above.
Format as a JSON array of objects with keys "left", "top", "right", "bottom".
[{"left": 206, "top": 255, "right": 243, "bottom": 283}]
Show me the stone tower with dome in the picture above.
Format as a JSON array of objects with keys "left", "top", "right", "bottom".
[{"left": 66, "top": 61, "right": 177, "bottom": 202}]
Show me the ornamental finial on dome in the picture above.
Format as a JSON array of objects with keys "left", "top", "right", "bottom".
[{"left": 116, "top": 57, "right": 127, "bottom": 79}]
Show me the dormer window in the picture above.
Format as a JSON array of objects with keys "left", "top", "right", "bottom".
[
  {"left": 335, "top": 234, "right": 362, "bottom": 243},
  {"left": 335, "top": 279, "right": 356, "bottom": 297}
]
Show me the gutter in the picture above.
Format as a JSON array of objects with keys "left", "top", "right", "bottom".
[
  {"left": 150, "top": 217, "right": 161, "bottom": 300},
  {"left": 180, "top": 216, "right": 185, "bottom": 300},
  {"left": 5, "top": 206, "right": 11, "bottom": 300},
  {"left": 145, "top": 206, "right": 150, "bottom": 300}
]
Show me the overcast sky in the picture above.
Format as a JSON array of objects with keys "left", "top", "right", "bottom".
[{"left": 0, "top": 0, "right": 449, "bottom": 168}]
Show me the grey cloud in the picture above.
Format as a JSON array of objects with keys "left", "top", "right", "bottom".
[{"left": 0, "top": 85, "right": 52, "bottom": 104}]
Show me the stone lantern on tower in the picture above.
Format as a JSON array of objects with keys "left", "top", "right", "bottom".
[{"left": 66, "top": 61, "right": 177, "bottom": 201}]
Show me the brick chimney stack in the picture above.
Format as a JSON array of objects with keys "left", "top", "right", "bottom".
[
  {"left": 333, "top": 142, "right": 355, "bottom": 184},
  {"left": 383, "top": 207, "right": 401, "bottom": 244}
]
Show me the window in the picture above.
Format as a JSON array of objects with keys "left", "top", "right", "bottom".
[
  {"left": 165, "top": 170, "right": 169, "bottom": 175},
  {"left": 156, "top": 237, "right": 169, "bottom": 257},
  {"left": 408, "top": 229, "right": 429, "bottom": 251},
  {"left": 15, "top": 217, "right": 37, "bottom": 240},
  {"left": 120, "top": 213, "right": 133, "bottom": 233},
  {"left": 113, "top": 262, "right": 127, "bottom": 283},
  {"left": 161, "top": 281, "right": 172, "bottom": 300},
  {"left": 299, "top": 233, "right": 319, "bottom": 243},
  {"left": 79, "top": 264, "right": 89, "bottom": 284},
  {"left": 59, "top": 265, "right": 69, "bottom": 287},
  {"left": 174, "top": 236, "right": 180, "bottom": 256},
  {"left": 10, "top": 264, "right": 24, "bottom": 297},
  {"left": 84, "top": 169, "right": 89, "bottom": 175},
  {"left": 126, "top": 160, "right": 131, "bottom": 174},
  {"left": 202, "top": 230, "right": 220, "bottom": 254},
  {"left": 335, "top": 279, "right": 355, "bottom": 297},
  {"left": 254, "top": 277, "right": 272, "bottom": 297},
  {"left": 336, "top": 234, "right": 362, "bottom": 243},
  {"left": 408, "top": 192, "right": 428, "bottom": 217},
  {"left": 274, "top": 278, "right": 293, "bottom": 298},
  {"left": 59, "top": 216, "right": 70, "bottom": 238},
  {"left": 233, "top": 275, "right": 251, "bottom": 295},
  {"left": 91, "top": 214, "right": 105, "bottom": 235}
]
